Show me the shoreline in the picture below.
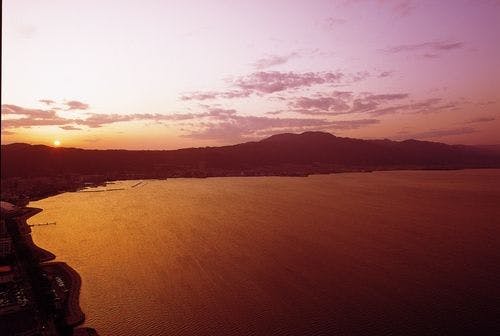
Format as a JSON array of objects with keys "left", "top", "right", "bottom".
[
  {"left": 1, "top": 203, "right": 98, "bottom": 335},
  {"left": 5, "top": 167, "right": 500, "bottom": 206},
  {"left": 41, "top": 261, "right": 85, "bottom": 327}
]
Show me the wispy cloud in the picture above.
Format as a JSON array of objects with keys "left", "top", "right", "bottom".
[
  {"left": 59, "top": 125, "right": 83, "bottom": 131},
  {"left": 181, "top": 90, "right": 251, "bottom": 101},
  {"left": 2, "top": 104, "right": 59, "bottom": 119},
  {"left": 252, "top": 53, "right": 298, "bottom": 70},
  {"left": 9, "top": 97, "right": 470, "bottom": 144},
  {"left": 289, "top": 91, "right": 354, "bottom": 115},
  {"left": 399, "top": 127, "right": 476, "bottom": 140},
  {"left": 378, "top": 71, "right": 393, "bottom": 78},
  {"left": 2, "top": 117, "right": 69, "bottom": 128},
  {"left": 74, "top": 113, "right": 136, "bottom": 128},
  {"left": 75, "top": 112, "right": 207, "bottom": 128},
  {"left": 369, "top": 98, "right": 457, "bottom": 116},
  {"left": 341, "top": 0, "right": 416, "bottom": 17},
  {"left": 39, "top": 99, "right": 56, "bottom": 106},
  {"left": 181, "top": 70, "right": 358, "bottom": 101},
  {"left": 2, "top": 98, "right": 385, "bottom": 144},
  {"left": 1, "top": 104, "right": 198, "bottom": 129},
  {"left": 235, "top": 71, "right": 344, "bottom": 94},
  {"left": 184, "top": 113, "right": 379, "bottom": 141},
  {"left": 65, "top": 100, "right": 89, "bottom": 110},
  {"left": 288, "top": 91, "right": 411, "bottom": 116},
  {"left": 384, "top": 40, "right": 464, "bottom": 57},
  {"left": 465, "top": 116, "right": 496, "bottom": 123},
  {"left": 1, "top": 104, "right": 67, "bottom": 129},
  {"left": 3, "top": 104, "right": 378, "bottom": 143}
]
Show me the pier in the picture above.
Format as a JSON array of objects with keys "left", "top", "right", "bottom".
[{"left": 29, "top": 222, "right": 56, "bottom": 227}]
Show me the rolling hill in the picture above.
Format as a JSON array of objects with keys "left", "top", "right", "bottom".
[{"left": 2, "top": 132, "right": 499, "bottom": 179}]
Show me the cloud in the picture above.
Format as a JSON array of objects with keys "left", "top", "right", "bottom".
[
  {"left": 349, "top": 71, "right": 370, "bottom": 82},
  {"left": 181, "top": 92, "right": 219, "bottom": 100},
  {"left": 475, "top": 100, "right": 496, "bottom": 106},
  {"left": 252, "top": 53, "right": 298, "bottom": 69},
  {"left": 1, "top": 130, "right": 15, "bottom": 135},
  {"left": 235, "top": 71, "right": 344, "bottom": 94},
  {"left": 65, "top": 100, "right": 89, "bottom": 110},
  {"left": 422, "top": 53, "right": 439, "bottom": 59},
  {"left": 184, "top": 114, "right": 379, "bottom": 141},
  {"left": 368, "top": 105, "right": 405, "bottom": 116},
  {"left": 289, "top": 91, "right": 410, "bottom": 116},
  {"left": 265, "top": 110, "right": 286, "bottom": 115},
  {"left": 83, "top": 137, "right": 102, "bottom": 143},
  {"left": 378, "top": 71, "right": 393, "bottom": 78},
  {"left": 384, "top": 40, "right": 464, "bottom": 56},
  {"left": 201, "top": 108, "right": 237, "bottom": 119},
  {"left": 288, "top": 91, "right": 460, "bottom": 118},
  {"left": 74, "top": 114, "right": 136, "bottom": 128},
  {"left": 60, "top": 125, "right": 83, "bottom": 131},
  {"left": 74, "top": 112, "right": 206, "bottom": 128},
  {"left": 466, "top": 117, "right": 496, "bottom": 123},
  {"left": 341, "top": 0, "right": 416, "bottom": 17},
  {"left": 182, "top": 105, "right": 379, "bottom": 141},
  {"left": 348, "top": 93, "right": 411, "bottom": 115},
  {"left": 2, "top": 104, "right": 59, "bottom": 119},
  {"left": 181, "top": 70, "right": 361, "bottom": 101},
  {"left": 366, "top": 97, "right": 458, "bottom": 116},
  {"left": 400, "top": 127, "right": 476, "bottom": 140},
  {"left": 349, "top": 99, "right": 380, "bottom": 113},
  {"left": 365, "top": 93, "right": 409, "bottom": 101},
  {"left": 254, "top": 119, "right": 380, "bottom": 139},
  {"left": 2, "top": 118, "right": 69, "bottom": 128},
  {"left": 39, "top": 99, "right": 56, "bottom": 106},
  {"left": 181, "top": 90, "right": 252, "bottom": 101},
  {"left": 368, "top": 98, "right": 457, "bottom": 116},
  {"left": 289, "top": 91, "right": 354, "bottom": 114},
  {"left": 2, "top": 102, "right": 380, "bottom": 143},
  {"left": 1, "top": 104, "right": 202, "bottom": 129},
  {"left": 1, "top": 104, "right": 68, "bottom": 129},
  {"left": 329, "top": 118, "right": 380, "bottom": 129},
  {"left": 293, "top": 97, "right": 351, "bottom": 113}
]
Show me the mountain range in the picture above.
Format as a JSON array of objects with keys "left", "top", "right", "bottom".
[{"left": 2, "top": 132, "right": 499, "bottom": 179}]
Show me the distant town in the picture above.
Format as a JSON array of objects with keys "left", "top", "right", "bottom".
[{"left": 2, "top": 132, "right": 500, "bottom": 205}]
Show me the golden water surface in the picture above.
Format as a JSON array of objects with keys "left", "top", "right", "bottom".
[{"left": 29, "top": 170, "right": 500, "bottom": 335}]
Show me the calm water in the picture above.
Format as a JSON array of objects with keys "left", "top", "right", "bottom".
[{"left": 29, "top": 170, "right": 500, "bottom": 335}]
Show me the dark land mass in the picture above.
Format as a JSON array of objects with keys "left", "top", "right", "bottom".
[
  {"left": 2, "top": 131, "right": 500, "bottom": 204},
  {"left": 0, "top": 203, "right": 98, "bottom": 335}
]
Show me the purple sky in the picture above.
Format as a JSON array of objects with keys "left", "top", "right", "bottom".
[{"left": 1, "top": 0, "right": 499, "bottom": 149}]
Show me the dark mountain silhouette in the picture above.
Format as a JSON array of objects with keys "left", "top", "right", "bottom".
[{"left": 2, "top": 132, "right": 499, "bottom": 179}]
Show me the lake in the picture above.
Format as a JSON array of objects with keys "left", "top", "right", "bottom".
[{"left": 29, "top": 170, "right": 500, "bottom": 335}]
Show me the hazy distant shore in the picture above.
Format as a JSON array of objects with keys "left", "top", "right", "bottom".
[
  {"left": 3, "top": 166, "right": 500, "bottom": 205},
  {"left": 3, "top": 132, "right": 500, "bottom": 205}
]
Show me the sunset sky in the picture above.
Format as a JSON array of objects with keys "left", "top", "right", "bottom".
[{"left": 2, "top": 0, "right": 499, "bottom": 149}]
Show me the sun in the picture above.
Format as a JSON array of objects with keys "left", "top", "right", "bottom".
[{"left": 53, "top": 140, "right": 61, "bottom": 147}]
